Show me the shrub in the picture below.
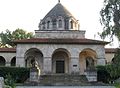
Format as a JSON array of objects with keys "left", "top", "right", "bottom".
[
  {"left": 96, "top": 65, "right": 110, "bottom": 83},
  {"left": 4, "top": 74, "right": 16, "bottom": 88},
  {"left": 0, "top": 66, "right": 30, "bottom": 83}
]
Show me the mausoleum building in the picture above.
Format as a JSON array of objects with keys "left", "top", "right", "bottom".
[
  {"left": 0, "top": 2, "right": 116, "bottom": 82},
  {"left": 14, "top": 2, "right": 108, "bottom": 75}
]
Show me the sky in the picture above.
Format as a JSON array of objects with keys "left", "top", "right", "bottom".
[{"left": 0, "top": 0, "right": 119, "bottom": 47}]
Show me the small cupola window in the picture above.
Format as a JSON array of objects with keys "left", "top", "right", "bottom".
[
  {"left": 58, "top": 19, "right": 62, "bottom": 28},
  {"left": 70, "top": 21, "right": 73, "bottom": 29},
  {"left": 47, "top": 21, "right": 50, "bottom": 29}
]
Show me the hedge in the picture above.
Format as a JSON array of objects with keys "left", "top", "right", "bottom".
[{"left": 0, "top": 66, "right": 30, "bottom": 83}]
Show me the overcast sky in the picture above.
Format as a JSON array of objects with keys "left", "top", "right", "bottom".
[{"left": 0, "top": 0, "right": 118, "bottom": 47}]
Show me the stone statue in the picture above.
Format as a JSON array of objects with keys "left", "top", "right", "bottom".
[{"left": 30, "top": 59, "right": 40, "bottom": 82}]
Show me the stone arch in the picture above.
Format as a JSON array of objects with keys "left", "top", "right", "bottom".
[
  {"left": 11, "top": 56, "right": 16, "bottom": 66},
  {"left": 58, "top": 16, "right": 64, "bottom": 29},
  {"left": 46, "top": 17, "right": 52, "bottom": 30},
  {"left": 47, "top": 21, "right": 50, "bottom": 29},
  {"left": 52, "top": 48, "right": 71, "bottom": 74},
  {"left": 0, "top": 56, "right": 6, "bottom": 66},
  {"left": 24, "top": 48, "right": 43, "bottom": 75},
  {"left": 58, "top": 19, "right": 62, "bottom": 28},
  {"left": 70, "top": 20, "right": 73, "bottom": 29},
  {"left": 79, "top": 48, "right": 97, "bottom": 74}
]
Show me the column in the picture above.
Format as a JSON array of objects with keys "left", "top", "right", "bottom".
[
  {"left": 5, "top": 61, "right": 11, "bottom": 66},
  {"left": 16, "top": 56, "right": 25, "bottom": 67},
  {"left": 97, "top": 57, "right": 106, "bottom": 65},
  {"left": 70, "top": 57, "right": 80, "bottom": 74},
  {"left": 43, "top": 57, "right": 52, "bottom": 75}
]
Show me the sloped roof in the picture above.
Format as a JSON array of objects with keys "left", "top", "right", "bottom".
[
  {"left": 0, "top": 48, "right": 16, "bottom": 53},
  {"left": 14, "top": 38, "right": 109, "bottom": 45},
  {"left": 42, "top": 3, "right": 77, "bottom": 21}
]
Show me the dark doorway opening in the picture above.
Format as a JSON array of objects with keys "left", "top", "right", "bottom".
[{"left": 56, "top": 61, "right": 65, "bottom": 73}]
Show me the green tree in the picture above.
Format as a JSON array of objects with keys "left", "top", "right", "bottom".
[
  {"left": 100, "top": 0, "right": 120, "bottom": 41},
  {"left": 106, "top": 49, "right": 120, "bottom": 81},
  {"left": 0, "top": 28, "right": 34, "bottom": 47},
  {"left": 0, "top": 29, "right": 12, "bottom": 47}
]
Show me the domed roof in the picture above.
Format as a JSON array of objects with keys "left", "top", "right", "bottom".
[{"left": 42, "top": 2, "right": 77, "bottom": 21}]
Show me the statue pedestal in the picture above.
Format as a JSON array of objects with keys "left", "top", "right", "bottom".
[
  {"left": 30, "top": 67, "right": 40, "bottom": 82},
  {"left": 0, "top": 77, "right": 4, "bottom": 88}
]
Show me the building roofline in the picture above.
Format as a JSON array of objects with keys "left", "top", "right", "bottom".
[
  {"left": 13, "top": 38, "right": 109, "bottom": 45},
  {"left": 0, "top": 48, "right": 16, "bottom": 53}
]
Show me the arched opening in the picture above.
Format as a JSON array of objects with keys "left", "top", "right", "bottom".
[
  {"left": 65, "top": 20, "right": 69, "bottom": 30},
  {"left": 79, "top": 48, "right": 97, "bottom": 75},
  {"left": 52, "top": 48, "right": 70, "bottom": 74},
  {"left": 58, "top": 19, "right": 62, "bottom": 28},
  {"left": 25, "top": 48, "right": 43, "bottom": 75},
  {"left": 11, "top": 56, "right": 16, "bottom": 66},
  {"left": 70, "top": 21, "right": 73, "bottom": 29},
  {"left": 47, "top": 21, "right": 50, "bottom": 29},
  {"left": 0, "top": 56, "right": 6, "bottom": 66}
]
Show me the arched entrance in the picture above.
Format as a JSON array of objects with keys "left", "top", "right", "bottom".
[
  {"left": 52, "top": 48, "right": 70, "bottom": 74},
  {"left": 79, "top": 48, "right": 97, "bottom": 75},
  {"left": 24, "top": 48, "right": 43, "bottom": 75},
  {"left": 11, "top": 56, "right": 16, "bottom": 66},
  {"left": 0, "top": 56, "right": 6, "bottom": 66}
]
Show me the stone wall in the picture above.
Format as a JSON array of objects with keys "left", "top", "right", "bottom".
[
  {"left": 16, "top": 43, "right": 106, "bottom": 75},
  {"left": 105, "top": 53, "right": 114, "bottom": 63},
  {"left": 35, "top": 30, "right": 85, "bottom": 39}
]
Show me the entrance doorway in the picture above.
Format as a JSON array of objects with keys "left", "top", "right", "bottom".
[{"left": 56, "top": 61, "right": 65, "bottom": 73}]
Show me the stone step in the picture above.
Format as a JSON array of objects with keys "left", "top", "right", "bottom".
[{"left": 38, "top": 74, "right": 89, "bottom": 86}]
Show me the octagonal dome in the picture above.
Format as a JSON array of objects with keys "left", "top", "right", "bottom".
[
  {"left": 38, "top": 2, "right": 80, "bottom": 30},
  {"left": 42, "top": 3, "right": 77, "bottom": 21}
]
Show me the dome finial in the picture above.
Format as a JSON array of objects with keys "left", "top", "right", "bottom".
[{"left": 58, "top": 0, "right": 60, "bottom": 3}]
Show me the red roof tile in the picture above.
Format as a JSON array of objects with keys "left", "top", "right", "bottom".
[
  {"left": 14, "top": 38, "right": 109, "bottom": 45},
  {"left": 0, "top": 48, "right": 16, "bottom": 53}
]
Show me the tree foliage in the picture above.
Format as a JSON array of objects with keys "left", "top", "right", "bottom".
[
  {"left": 106, "top": 49, "right": 120, "bottom": 80},
  {"left": 0, "top": 28, "right": 34, "bottom": 47},
  {"left": 97, "top": 49, "right": 120, "bottom": 83},
  {"left": 100, "top": 0, "right": 120, "bottom": 41}
]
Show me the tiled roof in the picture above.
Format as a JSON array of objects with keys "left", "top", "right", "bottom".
[
  {"left": 105, "top": 48, "right": 118, "bottom": 53},
  {"left": 14, "top": 38, "right": 109, "bottom": 45},
  {"left": 0, "top": 48, "right": 16, "bottom": 53},
  {"left": 42, "top": 3, "right": 77, "bottom": 21}
]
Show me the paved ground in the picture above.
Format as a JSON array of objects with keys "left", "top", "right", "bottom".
[{"left": 16, "top": 86, "right": 115, "bottom": 88}]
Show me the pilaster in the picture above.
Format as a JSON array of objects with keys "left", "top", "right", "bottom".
[
  {"left": 16, "top": 56, "right": 25, "bottom": 67},
  {"left": 70, "top": 57, "right": 80, "bottom": 74},
  {"left": 43, "top": 57, "right": 52, "bottom": 74},
  {"left": 97, "top": 58, "right": 106, "bottom": 65},
  {"left": 5, "top": 61, "right": 11, "bottom": 67}
]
